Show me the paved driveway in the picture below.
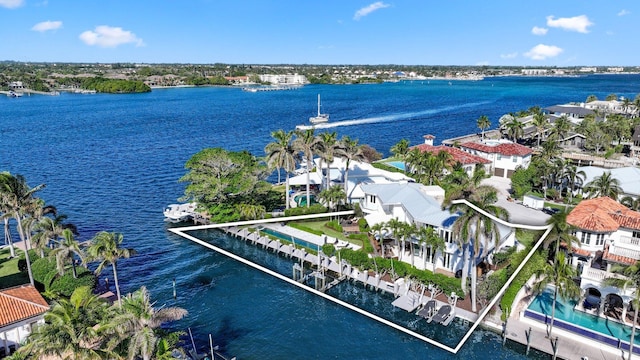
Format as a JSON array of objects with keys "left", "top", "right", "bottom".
[{"left": 481, "top": 176, "right": 551, "bottom": 226}]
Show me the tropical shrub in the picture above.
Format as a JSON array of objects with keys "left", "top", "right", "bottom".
[
  {"left": 49, "top": 269, "right": 97, "bottom": 297},
  {"left": 358, "top": 218, "right": 369, "bottom": 232}
]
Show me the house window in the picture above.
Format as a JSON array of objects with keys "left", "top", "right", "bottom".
[
  {"left": 497, "top": 154, "right": 502, "bottom": 160},
  {"left": 581, "top": 232, "right": 591, "bottom": 245},
  {"left": 633, "top": 230, "right": 640, "bottom": 239},
  {"left": 512, "top": 156, "right": 518, "bottom": 163},
  {"left": 368, "top": 195, "right": 376, "bottom": 204},
  {"left": 595, "top": 233, "right": 605, "bottom": 246},
  {"left": 440, "top": 229, "right": 453, "bottom": 243},
  {"left": 426, "top": 247, "right": 434, "bottom": 263},
  {"left": 443, "top": 252, "right": 453, "bottom": 270}
]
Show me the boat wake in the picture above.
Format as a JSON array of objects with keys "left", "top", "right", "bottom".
[{"left": 296, "top": 100, "right": 492, "bottom": 130}]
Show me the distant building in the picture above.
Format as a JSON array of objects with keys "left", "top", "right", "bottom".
[
  {"left": 458, "top": 139, "right": 533, "bottom": 178},
  {"left": 411, "top": 135, "right": 491, "bottom": 177},
  {"left": 521, "top": 69, "right": 548, "bottom": 75},
  {"left": 8, "top": 81, "right": 24, "bottom": 90},
  {"left": 258, "top": 74, "right": 308, "bottom": 85},
  {"left": 543, "top": 104, "right": 595, "bottom": 124}
]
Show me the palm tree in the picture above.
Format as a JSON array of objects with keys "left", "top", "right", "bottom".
[
  {"left": 450, "top": 185, "right": 508, "bottom": 312},
  {"left": 0, "top": 172, "right": 45, "bottom": 286},
  {"left": 604, "top": 261, "right": 640, "bottom": 360},
  {"left": 583, "top": 171, "right": 622, "bottom": 199},
  {"left": 542, "top": 210, "right": 580, "bottom": 260},
  {"left": 18, "top": 286, "right": 109, "bottom": 359},
  {"left": 532, "top": 252, "right": 580, "bottom": 337},
  {"left": 405, "top": 148, "right": 426, "bottom": 177},
  {"left": 317, "top": 131, "right": 339, "bottom": 189},
  {"left": 317, "top": 185, "right": 346, "bottom": 213},
  {"left": 87, "top": 231, "right": 137, "bottom": 307},
  {"left": 370, "top": 222, "right": 386, "bottom": 257},
  {"left": 51, "top": 228, "right": 84, "bottom": 278},
  {"left": 532, "top": 111, "right": 547, "bottom": 147},
  {"left": 293, "top": 128, "right": 321, "bottom": 208},
  {"left": 402, "top": 223, "right": 417, "bottom": 267},
  {"left": 477, "top": 115, "right": 491, "bottom": 141},
  {"left": 562, "top": 164, "right": 586, "bottom": 203},
  {"left": 32, "top": 215, "right": 67, "bottom": 258},
  {"left": 336, "top": 135, "right": 366, "bottom": 195},
  {"left": 622, "top": 195, "right": 640, "bottom": 211},
  {"left": 418, "top": 226, "right": 445, "bottom": 273},
  {"left": 386, "top": 218, "right": 404, "bottom": 259},
  {"left": 505, "top": 117, "right": 524, "bottom": 142},
  {"left": 390, "top": 138, "right": 410, "bottom": 169},
  {"left": 550, "top": 115, "right": 572, "bottom": 142},
  {"left": 105, "top": 286, "right": 188, "bottom": 360},
  {"left": 265, "top": 129, "right": 299, "bottom": 209}
]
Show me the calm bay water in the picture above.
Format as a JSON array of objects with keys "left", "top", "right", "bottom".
[{"left": 2, "top": 75, "right": 640, "bottom": 359}]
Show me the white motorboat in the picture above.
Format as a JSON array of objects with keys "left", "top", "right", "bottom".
[
  {"left": 309, "top": 94, "right": 329, "bottom": 124},
  {"left": 164, "top": 203, "right": 196, "bottom": 222}
]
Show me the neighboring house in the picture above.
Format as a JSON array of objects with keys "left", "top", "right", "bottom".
[
  {"left": 8, "top": 81, "right": 24, "bottom": 90},
  {"left": 458, "top": 139, "right": 533, "bottom": 178},
  {"left": 557, "top": 132, "right": 586, "bottom": 150},
  {"left": 567, "top": 197, "right": 640, "bottom": 318},
  {"left": 543, "top": 105, "right": 595, "bottom": 124},
  {"left": 258, "top": 74, "right": 308, "bottom": 85},
  {"left": 584, "top": 100, "right": 635, "bottom": 116},
  {"left": 0, "top": 285, "right": 49, "bottom": 356},
  {"left": 411, "top": 135, "right": 491, "bottom": 177},
  {"left": 577, "top": 166, "right": 640, "bottom": 200},
  {"left": 288, "top": 157, "right": 414, "bottom": 205},
  {"left": 360, "top": 182, "right": 516, "bottom": 275}
]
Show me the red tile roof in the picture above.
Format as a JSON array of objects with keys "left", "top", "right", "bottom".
[
  {"left": 411, "top": 144, "right": 491, "bottom": 165},
  {"left": 567, "top": 197, "right": 640, "bottom": 232},
  {"left": 0, "top": 285, "right": 49, "bottom": 328},
  {"left": 461, "top": 141, "right": 533, "bottom": 156},
  {"left": 604, "top": 246, "right": 636, "bottom": 265}
]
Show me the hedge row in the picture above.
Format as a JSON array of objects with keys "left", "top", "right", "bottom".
[{"left": 284, "top": 204, "right": 327, "bottom": 217}]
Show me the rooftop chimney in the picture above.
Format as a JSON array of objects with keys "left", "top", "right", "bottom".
[{"left": 423, "top": 134, "right": 435, "bottom": 146}]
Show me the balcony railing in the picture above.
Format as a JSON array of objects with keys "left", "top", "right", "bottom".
[
  {"left": 618, "top": 235, "right": 640, "bottom": 247},
  {"left": 608, "top": 245, "right": 640, "bottom": 260},
  {"left": 581, "top": 267, "right": 627, "bottom": 281}
]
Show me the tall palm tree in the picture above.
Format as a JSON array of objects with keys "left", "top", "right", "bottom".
[
  {"left": 317, "top": 131, "right": 339, "bottom": 189},
  {"left": 390, "top": 138, "right": 410, "bottom": 170},
  {"left": 550, "top": 115, "right": 572, "bottom": 142},
  {"left": 476, "top": 115, "right": 491, "bottom": 141},
  {"left": 317, "top": 185, "right": 346, "bottom": 213},
  {"left": 386, "top": 218, "right": 404, "bottom": 259},
  {"left": 105, "top": 286, "right": 188, "bottom": 360},
  {"left": 405, "top": 148, "right": 426, "bottom": 178},
  {"left": 51, "top": 228, "right": 84, "bottom": 278},
  {"left": 32, "top": 215, "right": 66, "bottom": 258},
  {"left": 605, "top": 261, "right": 640, "bottom": 360},
  {"left": 402, "top": 223, "right": 418, "bottom": 267},
  {"left": 450, "top": 185, "right": 508, "bottom": 312},
  {"left": 583, "top": 171, "right": 622, "bottom": 199},
  {"left": 0, "top": 172, "right": 45, "bottom": 286},
  {"left": 265, "top": 129, "right": 299, "bottom": 209},
  {"left": 562, "top": 164, "right": 586, "bottom": 203},
  {"left": 532, "top": 252, "right": 580, "bottom": 337},
  {"left": 87, "top": 231, "right": 137, "bottom": 307},
  {"left": 293, "top": 128, "right": 321, "bottom": 208},
  {"left": 336, "top": 135, "right": 366, "bottom": 195},
  {"left": 370, "top": 222, "right": 386, "bottom": 257},
  {"left": 542, "top": 210, "right": 580, "bottom": 260},
  {"left": 532, "top": 111, "right": 547, "bottom": 147}
]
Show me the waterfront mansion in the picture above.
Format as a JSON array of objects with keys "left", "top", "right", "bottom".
[{"left": 568, "top": 196, "right": 640, "bottom": 320}]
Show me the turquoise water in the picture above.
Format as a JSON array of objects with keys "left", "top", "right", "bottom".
[
  {"left": 527, "top": 290, "right": 635, "bottom": 342},
  {"left": 3, "top": 75, "right": 640, "bottom": 358},
  {"left": 386, "top": 160, "right": 406, "bottom": 171},
  {"left": 260, "top": 227, "right": 321, "bottom": 251},
  {"left": 294, "top": 194, "right": 317, "bottom": 206}
]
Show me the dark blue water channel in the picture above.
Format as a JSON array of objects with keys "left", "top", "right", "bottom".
[{"left": 2, "top": 75, "right": 640, "bottom": 359}]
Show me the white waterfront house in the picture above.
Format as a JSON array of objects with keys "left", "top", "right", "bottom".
[
  {"left": 258, "top": 74, "right": 308, "bottom": 85},
  {"left": 458, "top": 139, "right": 533, "bottom": 178},
  {"left": 359, "top": 182, "right": 516, "bottom": 275},
  {"left": 0, "top": 285, "right": 49, "bottom": 356},
  {"left": 567, "top": 197, "right": 640, "bottom": 320}
]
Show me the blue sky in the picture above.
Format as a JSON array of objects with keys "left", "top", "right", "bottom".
[{"left": 1, "top": 0, "right": 638, "bottom": 66}]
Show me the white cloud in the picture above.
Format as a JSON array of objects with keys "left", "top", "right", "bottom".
[
  {"left": 0, "top": 0, "right": 24, "bottom": 8},
  {"left": 31, "top": 20, "right": 62, "bottom": 32},
  {"left": 353, "top": 2, "right": 390, "bottom": 20},
  {"left": 79, "top": 25, "right": 144, "bottom": 48},
  {"left": 524, "top": 44, "right": 563, "bottom": 60},
  {"left": 500, "top": 52, "right": 518, "bottom": 59},
  {"left": 546, "top": 15, "right": 593, "bottom": 33},
  {"left": 618, "top": 9, "right": 630, "bottom": 16},
  {"left": 531, "top": 26, "right": 548, "bottom": 36}
]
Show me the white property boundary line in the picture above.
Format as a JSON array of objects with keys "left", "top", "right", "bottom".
[{"left": 169, "top": 206, "right": 553, "bottom": 354}]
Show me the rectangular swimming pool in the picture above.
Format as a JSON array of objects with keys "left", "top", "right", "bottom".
[
  {"left": 526, "top": 289, "right": 640, "bottom": 354},
  {"left": 261, "top": 227, "right": 321, "bottom": 251}
]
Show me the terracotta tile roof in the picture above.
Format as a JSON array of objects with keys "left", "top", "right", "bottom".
[
  {"left": 460, "top": 142, "right": 534, "bottom": 156},
  {"left": 571, "top": 247, "right": 592, "bottom": 257},
  {"left": 567, "top": 197, "right": 640, "bottom": 232},
  {"left": 411, "top": 144, "right": 491, "bottom": 165},
  {"left": 603, "top": 246, "right": 636, "bottom": 265},
  {"left": 0, "top": 285, "right": 49, "bottom": 328}
]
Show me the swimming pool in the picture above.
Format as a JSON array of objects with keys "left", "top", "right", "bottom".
[
  {"left": 385, "top": 161, "right": 406, "bottom": 171},
  {"left": 261, "top": 227, "right": 321, "bottom": 251},
  {"left": 526, "top": 289, "right": 640, "bottom": 354}
]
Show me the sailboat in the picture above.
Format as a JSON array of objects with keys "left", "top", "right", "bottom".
[{"left": 309, "top": 94, "right": 329, "bottom": 124}]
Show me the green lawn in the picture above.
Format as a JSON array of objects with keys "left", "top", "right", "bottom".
[{"left": 0, "top": 247, "right": 30, "bottom": 289}]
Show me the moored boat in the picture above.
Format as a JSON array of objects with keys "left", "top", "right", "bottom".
[{"left": 164, "top": 202, "right": 197, "bottom": 222}]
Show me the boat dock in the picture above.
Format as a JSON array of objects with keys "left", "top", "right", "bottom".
[{"left": 242, "top": 85, "right": 302, "bottom": 92}]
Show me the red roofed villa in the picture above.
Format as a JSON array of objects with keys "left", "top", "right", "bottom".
[
  {"left": 566, "top": 196, "right": 640, "bottom": 319},
  {"left": 458, "top": 138, "right": 533, "bottom": 178},
  {"left": 411, "top": 135, "right": 491, "bottom": 177},
  {"left": 0, "top": 285, "right": 49, "bottom": 356}
]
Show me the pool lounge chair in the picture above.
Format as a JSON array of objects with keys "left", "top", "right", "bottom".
[
  {"left": 417, "top": 300, "right": 437, "bottom": 321},
  {"left": 432, "top": 304, "right": 453, "bottom": 325}
]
